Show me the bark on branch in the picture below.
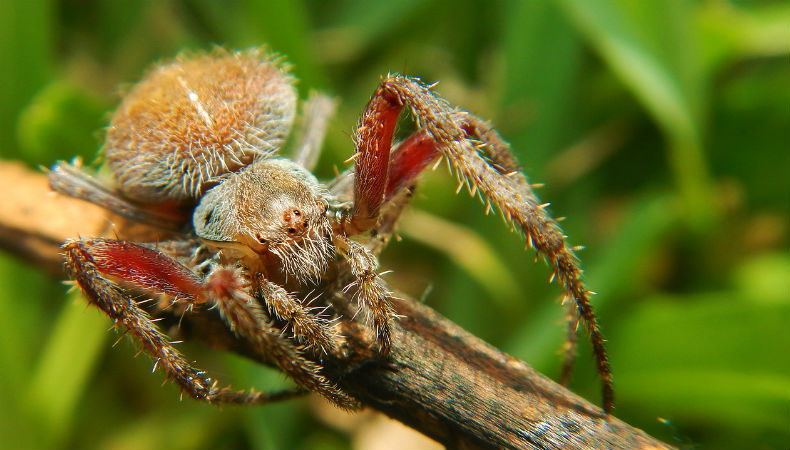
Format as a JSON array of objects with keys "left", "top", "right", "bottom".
[{"left": 0, "top": 161, "right": 673, "bottom": 450}]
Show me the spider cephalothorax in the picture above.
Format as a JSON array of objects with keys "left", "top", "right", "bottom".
[
  {"left": 193, "top": 158, "right": 335, "bottom": 283},
  {"left": 49, "top": 47, "right": 614, "bottom": 413}
]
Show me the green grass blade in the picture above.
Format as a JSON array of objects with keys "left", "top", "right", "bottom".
[
  {"left": 500, "top": 0, "right": 582, "bottom": 172},
  {"left": 0, "top": 0, "right": 53, "bottom": 158},
  {"left": 25, "top": 293, "right": 108, "bottom": 448},
  {"left": 559, "top": 0, "right": 714, "bottom": 226}
]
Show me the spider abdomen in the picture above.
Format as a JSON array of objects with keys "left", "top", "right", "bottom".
[{"left": 104, "top": 48, "right": 297, "bottom": 202}]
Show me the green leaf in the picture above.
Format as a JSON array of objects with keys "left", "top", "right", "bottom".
[
  {"left": 399, "top": 209, "right": 521, "bottom": 305},
  {"left": 697, "top": 1, "right": 790, "bottom": 74},
  {"left": 734, "top": 252, "right": 790, "bottom": 303},
  {"left": 238, "top": 0, "right": 325, "bottom": 90},
  {"left": 500, "top": 0, "right": 582, "bottom": 171},
  {"left": 225, "top": 353, "right": 311, "bottom": 450},
  {"left": 25, "top": 293, "right": 109, "bottom": 448},
  {"left": 0, "top": 0, "right": 53, "bottom": 158},
  {"left": 16, "top": 81, "right": 107, "bottom": 164},
  {"left": 321, "top": 0, "right": 432, "bottom": 63},
  {"left": 559, "top": 0, "right": 714, "bottom": 226},
  {"left": 612, "top": 294, "right": 790, "bottom": 438}
]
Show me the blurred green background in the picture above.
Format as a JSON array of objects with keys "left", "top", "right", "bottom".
[{"left": 1, "top": 0, "right": 788, "bottom": 449}]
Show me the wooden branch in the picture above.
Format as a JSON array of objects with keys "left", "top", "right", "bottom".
[{"left": 0, "top": 161, "right": 673, "bottom": 450}]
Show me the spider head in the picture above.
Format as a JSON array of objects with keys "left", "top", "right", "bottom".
[
  {"left": 252, "top": 194, "right": 333, "bottom": 282},
  {"left": 194, "top": 158, "right": 334, "bottom": 282}
]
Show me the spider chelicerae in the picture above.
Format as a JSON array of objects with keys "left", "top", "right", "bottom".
[{"left": 49, "top": 47, "right": 613, "bottom": 412}]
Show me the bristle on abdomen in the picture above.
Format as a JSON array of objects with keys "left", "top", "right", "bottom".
[{"left": 104, "top": 48, "right": 297, "bottom": 202}]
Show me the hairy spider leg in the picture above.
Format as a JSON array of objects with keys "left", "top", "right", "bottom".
[
  {"left": 49, "top": 161, "right": 188, "bottom": 230},
  {"left": 292, "top": 92, "right": 337, "bottom": 171},
  {"left": 343, "top": 86, "right": 402, "bottom": 235},
  {"left": 334, "top": 236, "right": 393, "bottom": 354},
  {"left": 351, "top": 113, "right": 589, "bottom": 371},
  {"left": 366, "top": 186, "right": 419, "bottom": 258},
  {"left": 204, "top": 268, "right": 356, "bottom": 409},
  {"left": 63, "top": 238, "right": 358, "bottom": 408},
  {"left": 62, "top": 238, "right": 288, "bottom": 403},
  {"left": 464, "top": 116, "right": 586, "bottom": 386},
  {"left": 321, "top": 131, "right": 437, "bottom": 353},
  {"left": 349, "top": 105, "right": 589, "bottom": 394},
  {"left": 348, "top": 75, "right": 614, "bottom": 413},
  {"left": 256, "top": 275, "right": 339, "bottom": 354},
  {"left": 385, "top": 130, "right": 440, "bottom": 199}
]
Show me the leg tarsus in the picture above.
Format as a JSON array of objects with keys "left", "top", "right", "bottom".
[
  {"left": 206, "top": 267, "right": 359, "bottom": 409},
  {"left": 211, "top": 386, "right": 307, "bottom": 404},
  {"left": 257, "top": 276, "right": 341, "bottom": 354},
  {"left": 335, "top": 236, "right": 394, "bottom": 354}
]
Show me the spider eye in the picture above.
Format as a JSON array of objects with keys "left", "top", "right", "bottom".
[{"left": 255, "top": 232, "right": 267, "bottom": 244}]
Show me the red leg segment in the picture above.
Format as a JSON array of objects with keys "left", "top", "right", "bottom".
[
  {"left": 64, "top": 238, "right": 357, "bottom": 408},
  {"left": 349, "top": 89, "right": 402, "bottom": 232},
  {"left": 349, "top": 75, "right": 614, "bottom": 412},
  {"left": 64, "top": 239, "right": 235, "bottom": 402},
  {"left": 84, "top": 239, "right": 203, "bottom": 301},
  {"left": 386, "top": 130, "right": 440, "bottom": 199}
]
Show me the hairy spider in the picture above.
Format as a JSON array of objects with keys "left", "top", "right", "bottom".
[{"left": 49, "top": 47, "right": 613, "bottom": 412}]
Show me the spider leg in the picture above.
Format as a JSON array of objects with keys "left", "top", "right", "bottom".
[
  {"left": 365, "top": 184, "right": 418, "bottom": 257},
  {"left": 465, "top": 116, "right": 586, "bottom": 387},
  {"left": 62, "top": 238, "right": 281, "bottom": 403},
  {"left": 385, "top": 130, "right": 440, "bottom": 199},
  {"left": 206, "top": 268, "right": 357, "bottom": 408},
  {"left": 328, "top": 129, "right": 436, "bottom": 213},
  {"left": 334, "top": 235, "right": 393, "bottom": 354},
  {"left": 361, "top": 130, "right": 437, "bottom": 255},
  {"left": 460, "top": 115, "right": 524, "bottom": 176},
  {"left": 349, "top": 75, "right": 614, "bottom": 412},
  {"left": 339, "top": 84, "right": 402, "bottom": 235},
  {"left": 48, "top": 161, "right": 188, "bottom": 229},
  {"left": 256, "top": 276, "right": 340, "bottom": 354},
  {"left": 63, "top": 238, "right": 358, "bottom": 408},
  {"left": 292, "top": 92, "right": 337, "bottom": 171}
]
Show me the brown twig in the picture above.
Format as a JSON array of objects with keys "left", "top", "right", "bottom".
[{"left": 0, "top": 161, "right": 673, "bottom": 450}]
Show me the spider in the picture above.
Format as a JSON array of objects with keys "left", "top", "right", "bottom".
[{"left": 49, "top": 47, "right": 613, "bottom": 413}]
